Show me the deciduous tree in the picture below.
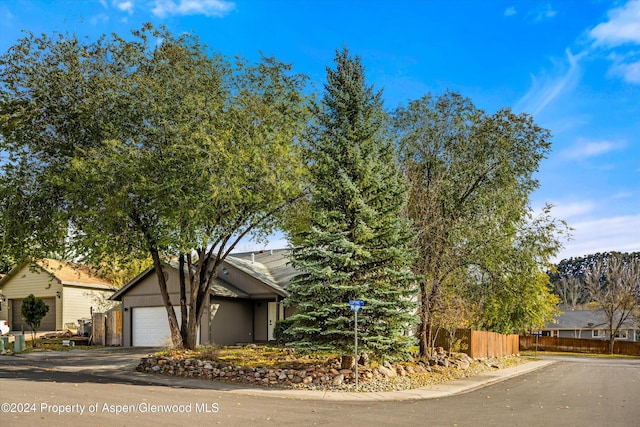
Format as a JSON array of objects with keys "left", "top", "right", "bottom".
[
  {"left": 0, "top": 25, "right": 308, "bottom": 349},
  {"left": 584, "top": 253, "right": 640, "bottom": 353},
  {"left": 20, "top": 294, "right": 49, "bottom": 347},
  {"left": 394, "top": 92, "right": 566, "bottom": 354}
]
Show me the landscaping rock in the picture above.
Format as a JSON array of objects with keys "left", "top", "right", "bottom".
[
  {"left": 135, "top": 351, "right": 523, "bottom": 393},
  {"left": 341, "top": 355, "right": 355, "bottom": 369},
  {"left": 377, "top": 365, "right": 396, "bottom": 377}
]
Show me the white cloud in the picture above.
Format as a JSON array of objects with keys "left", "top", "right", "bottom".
[
  {"left": 504, "top": 6, "right": 517, "bottom": 17},
  {"left": 516, "top": 49, "right": 583, "bottom": 115},
  {"left": 590, "top": 0, "right": 640, "bottom": 47},
  {"left": 114, "top": 1, "right": 134, "bottom": 13},
  {"left": 554, "top": 214, "right": 640, "bottom": 261},
  {"left": 531, "top": 3, "right": 556, "bottom": 22},
  {"left": 151, "top": 0, "right": 235, "bottom": 18},
  {"left": 90, "top": 13, "right": 110, "bottom": 25},
  {"left": 549, "top": 201, "right": 596, "bottom": 220},
  {"left": 610, "top": 58, "right": 640, "bottom": 83},
  {"left": 612, "top": 191, "right": 634, "bottom": 199},
  {"left": 562, "top": 138, "right": 625, "bottom": 160},
  {"left": 589, "top": 1, "right": 640, "bottom": 85}
]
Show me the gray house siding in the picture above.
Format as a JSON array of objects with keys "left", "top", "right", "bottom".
[
  {"left": 542, "top": 310, "right": 639, "bottom": 342},
  {"left": 119, "top": 267, "right": 210, "bottom": 347},
  {"left": 253, "top": 301, "right": 269, "bottom": 341},
  {"left": 209, "top": 297, "right": 253, "bottom": 345},
  {"left": 111, "top": 250, "right": 295, "bottom": 347}
]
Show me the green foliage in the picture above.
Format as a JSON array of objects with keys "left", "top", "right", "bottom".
[
  {"left": 285, "top": 48, "right": 417, "bottom": 360},
  {"left": 394, "top": 92, "right": 567, "bottom": 352},
  {"left": 479, "top": 271, "right": 560, "bottom": 334},
  {"left": 0, "top": 24, "right": 309, "bottom": 349},
  {"left": 273, "top": 318, "right": 293, "bottom": 345},
  {"left": 20, "top": 294, "right": 50, "bottom": 347}
]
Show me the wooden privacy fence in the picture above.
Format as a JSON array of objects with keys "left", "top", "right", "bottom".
[
  {"left": 434, "top": 329, "right": 519, "bottom": 358},
  {"left": 520, "top": 335, "right": 640, "bottom": 356},
  {"left": 91, "top": 310, "right": 122, "bottom": 346}
]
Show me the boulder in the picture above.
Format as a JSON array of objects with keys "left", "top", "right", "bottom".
[
  {"left": 358, "top": 352, "right": 369, "bottom": 366},
  {"left": 332, "top": 374, "right": 344, "bottom": 385},
  {"left": 377, "top": 365, "right": 396, "bottom": 377},
  {"left": 341, "top": 355, "right": 355, "bottom": 369}
]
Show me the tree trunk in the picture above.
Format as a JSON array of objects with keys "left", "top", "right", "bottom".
[
  {"left": 150, "top": 248, "right": 183, "bottom": 348},
  {"left": 185, "top": 310, "right": 199, "bottom": 350},
  {"left": 418, "top": 281, "right": 429, "bottom": 356}
]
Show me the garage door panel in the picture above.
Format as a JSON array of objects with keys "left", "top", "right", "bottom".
[
  {"left": 11, "top": 298, "right": 56, "bottom": 331},
  {"left": 132, "top": 306, "right": 199, "bottom": 347},
  {"left": 132, "top": 307, "right": 175, "bottom": 347}
]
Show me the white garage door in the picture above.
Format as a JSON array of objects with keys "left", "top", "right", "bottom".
[{"left": 132, "top": 307, "right": 176, "bottom": 347}]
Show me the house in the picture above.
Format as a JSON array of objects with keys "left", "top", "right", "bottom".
[
  {"left": 110, "top": 249, "right": 297, "bottom": 347},
  {"left": 0, "top": 259, "right": 115, "bottom": 332},
  {"left": 542, "top": 310, "right": 639, "bottom": 341}
]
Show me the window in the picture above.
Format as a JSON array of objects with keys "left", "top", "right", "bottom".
[
  {"left": 615, "top": 331, "right": 629, "bottom": 340},
  {"left": 592, "top": 330, "right": 604, "bottom": 338}
]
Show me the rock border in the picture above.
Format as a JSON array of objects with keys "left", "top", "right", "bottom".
[{"left": 135, "top": 349, "right": 515, "bottom": 392}]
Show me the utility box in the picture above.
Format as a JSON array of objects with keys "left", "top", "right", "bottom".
[{"left": 14, "top": 334, "right": 25, "bottom": 352}]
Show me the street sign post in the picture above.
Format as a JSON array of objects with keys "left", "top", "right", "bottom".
[
  {"left": 349, "top": 299, "right": 364, "bottom": 389},
  {"left": 532, "top": 330, "right": 542, "bottom": 356}
]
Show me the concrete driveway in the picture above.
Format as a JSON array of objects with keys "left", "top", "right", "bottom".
[{"left": 6, "top": 347, "right": 158, "bottom": 373}]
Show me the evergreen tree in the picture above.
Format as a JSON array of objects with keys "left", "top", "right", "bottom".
[{"left": 285, "top": 49, "right": 416, "bottom": 360}]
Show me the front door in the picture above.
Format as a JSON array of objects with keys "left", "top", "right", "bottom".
[{"left": 267, "top": 302, "right": 277, "bottom": 341}]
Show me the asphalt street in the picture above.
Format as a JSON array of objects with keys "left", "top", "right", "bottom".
[{"left": 1, "top": 349, "right": 639, "bottom": 426}]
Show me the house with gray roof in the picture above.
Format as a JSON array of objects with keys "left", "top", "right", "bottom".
[
  {"left": 542, "top": 310, "right": 639, "bottom": 341},
  {"left": 110, "top": 249, "right": 297, "bottom": 347}
]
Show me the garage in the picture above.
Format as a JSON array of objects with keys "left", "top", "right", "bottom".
[
  {"left": 131, "top": 306, "right": 200, "bottom": 347},
  {"left": 132, "top": 307, "right": 175, "bottom": 347},
  {"left": 11, "top": 298, "right": 56, "bottom": 331}
]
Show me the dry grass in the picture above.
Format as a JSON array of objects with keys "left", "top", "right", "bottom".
[{"left": 158, "top": 345, "right": 341, "bottom": 369}]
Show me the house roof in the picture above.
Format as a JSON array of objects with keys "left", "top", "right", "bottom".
[
  {"left": 211, "top": 278, "right": 251, "bottom": 298},
  {"left": 0, "top": 258, "right": 114, "bottom": 291},
  {"left": 110, "top": 249, "right": 297, "bottom": 301},
  {"left": 545, "top": 310, "right": 639, "bottom": 330},
  {"left": 223, "top": 249, "right": 296, "bottom": 296}
]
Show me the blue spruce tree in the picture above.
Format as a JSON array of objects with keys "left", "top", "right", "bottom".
[{"left": 285, "top": 49, "right": 417, "bottom": 361}]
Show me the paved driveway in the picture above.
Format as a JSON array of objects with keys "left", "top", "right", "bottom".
[{"left": 7, "top": 347, "right": 157, "bottom": 371}]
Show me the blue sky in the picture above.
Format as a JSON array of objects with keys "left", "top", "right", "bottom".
[{"left": 1, "top": 0, "right": 639, "bottom": 262}]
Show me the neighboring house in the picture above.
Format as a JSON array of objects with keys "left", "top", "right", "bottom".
[
  {"left": 542, "top": 310, "right": 639, "bottom": 341},
  {"left": 110, "top": 249, "right": 297, "bottom": 347},
  {"left": 0, "top": 259, "right": 115, "bottom": 332}
]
